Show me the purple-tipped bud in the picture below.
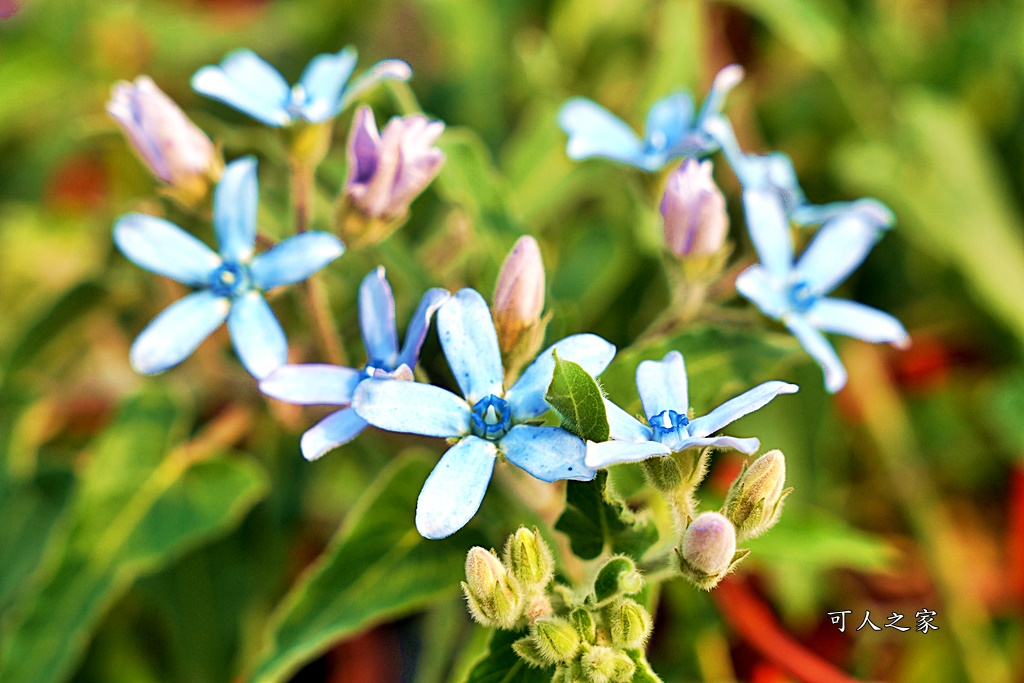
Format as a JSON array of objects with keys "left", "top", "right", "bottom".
[
  {"left": 344, "top": 106, "right": 445, "bottom": 222},
  {"left": 1, "top": 0, "right": 19, "bottom": 19},
  {"left": 107, "top": 77, "right": 218, "bottom": 194},
  {"left": 677, "top": 511, "right": 743, "bottom": 590},
  {"left": 660, "top": 158, "right": 728, "bottom": 258},
  {"left": 493, "top": 236, "right": 546, "bottom": 355}
]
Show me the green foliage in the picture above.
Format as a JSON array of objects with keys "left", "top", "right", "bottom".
[
  {"left": 555, "top": 472, "right": 658, "bottom": 562},
  {"left": 545, "top": 353, "right": 610, "bottom": 443},
  {"left": 0, "top": 393, "right": 268, "bottom": 683},
  {"left": 247, "top": 454, "right": 482, "bottom": 683},
  {"left": 461, "top": 628, "right": 552, "bottom": 683}
]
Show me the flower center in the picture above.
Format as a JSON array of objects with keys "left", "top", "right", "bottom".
[
  {"left": 649, "top": 409, "right": 690, "bottom": 444},
  {"left": 647, "top": 130, "right": 668, "bottom": 152},
  {"left": 787, "top": 279, "right": 817, "bottom": 313},
  {"left": 208, "top": 262, "right": 251, "bottom": 298},
  {"left": 361, "top": 358, "right": 396, "bottom": 381},
  {"left": 470, "top": 395, "right": 512, "bottom": 441}
]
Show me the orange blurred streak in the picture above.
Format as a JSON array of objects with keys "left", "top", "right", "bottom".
[
  {"left": 1008, "top": 466, "right": 1024, "bottom": 604},
  {"left": 713, "top": 576, "right": 866, "bottom": 683}
]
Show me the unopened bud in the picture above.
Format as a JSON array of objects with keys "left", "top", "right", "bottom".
[
  {"left": 552, "top": 661, "right": 586, "bottom": 683},
  {"left": 512, "top": 636, "right": 549, "bottom": 668},
  {"left": 532, "top": 617, "right": 581, "bottom": 663},
  {"left": 504, "top": 526, "right": 554, "bottom": 590},
  {"left": 581, "top": 646, "right": 636, "bottom": 683},
  {"left": 593, "top": 555, "right": 643, "bottom": 605},
  {"left": 462, "top": 547, "right": 522, "bottom": 628},
  {"left": 660, "top": 159, "right": 728, "bottom": 258},
  {"left": 493, "top": 235, "right": 546, "bottom": 357},
  {"left": 608, "top": 599, "right": 652, "bottom": 649},
  {"left": 677, "top": 511, "right": 743, "bottom": 590},
  {"left": 569, "top": 608, "right": 596, "bottom": 644},
  {"left": 107, "top": 76, "right": 220, "bottom": 206},
  {"left": 723, "top": 449, "right": 790, "bottom": 541}
]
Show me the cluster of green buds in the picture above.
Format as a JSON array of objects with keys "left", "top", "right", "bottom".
[{"left": 462, "top": 526, "right": 555, "bottom": 629}]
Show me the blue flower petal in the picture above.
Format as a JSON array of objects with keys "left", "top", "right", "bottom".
[
  {"left": 808, "top": 298, "right": 909, "bottom": 345},
  {"left": 130, "top": 291, "right": 230, "bottom": 374},
  {"left": 785, "top": 315, "right": 847, "bottom": 393},
  {"left": 397, "top": 287, "right": 450, "bottom": 369},
  {"left": 506, "top": 333, "right": 617, "bottom": 421},
  {"left": 604, "top": 399, "right": 653, "bottom": 442},
  {"left": 636, "top": 350, "right": 689, "bottom": 420},
  {"left": 557, "top": 98, "right": 645, "bottom": 166},
  {"left": 259, "top": 364, "right": 362, "bottom": 406},
  {"left": 793, "top": 211, "right": 881, "bottom": 296},
  {"left": 353, "top": 379, "right": 470, "bottom": 437},
  {"left": 643, "top": 93, "right": 694, "bottom": 152},
  {"left": 338, "top": 59, "right": 413, "bottom": 111},
  {"left": 227, "top": 291, "right": 287, "bottom": 379},
  {"left": 295, "top": 47, "right": 358, "bottom": 122},
  {"left": 791, "top": 198, "right": 895, "bottom": 230},
  {"left": 192, "top": 50, "right": 291, "bottom": 126},
  {"left": 688, "top": 381, "right": 799, "bottom": 438},
  {"left": 416, "top": 436, "right": 497, "bottom": 539},
  {"left": 250, "top": 231, "right": 344, "bottom": 290},
  {"left": 675, "top": 435, "right": 761, "bottom": 455},
  {"left": 358, "top": 267, "right": 400, "bottom": 366},
  {"left": 500, "top": 425, "right": 595, "bottom": 483},
  {"left": 735, "top": 265, "right": 788, "bottom": 319},
  {"left": 300, "top": 407, "right": 368, "bottom": 461},
  {"left": 437, "top": 288, "right": 504, "bottom": 403},
  {"left": 114, "top": 214, "right": 220, "bottom": 286},
  {"left": 585, "top": 440, "right": 671, "bottom": 469},
  {"left": 214, "top": 157, "right": 259, "bottom": 263},
  {"left": 696, "top": 65, "right": 745, "bottom": 121},
  {"left": 743, "top": 187, "right": 794, "bottom": 280}
]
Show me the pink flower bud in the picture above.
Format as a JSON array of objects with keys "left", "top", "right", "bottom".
[
  {"left": 682, "top": 511, "right": 736, "bottom": 576},
  {"left": 493, "top": 236, "right": 545, "bottom": 353},
  {"left": 660, "top": 158, "right": 729, "bottom": 258},
  {"left": 344, "top": 106, "right": 445, "bottom": 221},
  {"left": 107, "top": 77, "right": 217, "bottom": 189}
]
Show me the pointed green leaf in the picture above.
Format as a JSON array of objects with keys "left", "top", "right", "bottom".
[
  {"left": 554, "top": 472, "right": 658, "bottom": 561},
  {"left": 545, "top": 353, "right": 610, "bottom": 443}
]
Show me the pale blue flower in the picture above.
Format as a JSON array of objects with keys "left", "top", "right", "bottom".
[
  {"left": 259, "top": 267, "right": 449, "bottom": 461},
  {"left": 735, "top": 191, "right": 908, "bottom": 393},
  {"left": 192, "top": 47, "right": 411, "bottom": 127},
  {"left": 114, "top": 157, "right": 344, "bottom": 378},
  {"left": 586, "top": 351, "right": 797, "bottom": 469},
  {"left": 352, "top": 288, "right": 616, "bottom": 539},
  {"left": 557, "top": 65, "right": 744, "bottom": 171}
]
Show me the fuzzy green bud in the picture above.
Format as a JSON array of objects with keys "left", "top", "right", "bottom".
[
  {"left": 512, "top": 636, "right": 549, "bottom": 668},
  {"left": 608, "top": 599, "right": 652, "bottom": 650},
  {"left": 569, "top": 608, "right": 596, "bottom": 644},
  {"left": 552, "top": 661, "right": 586, "bottom": 683},
  {"left": 723, "top": 449, "right": 791, "bottom": 541},
  {"left": 581, "top": 646, "right": 637, "bottom": 683},
  {"left": 504, "top": 526, "right": 554, "bottom": 590},
  {"left": 676, "top": 511, "right": 746, "bottom": 590},
  {"left": 462, "top": 547, "right": 522, "bottom": 628},
  {"left": 532, "top": 617, "right": 581, "bottom": 664},
  {"left": 593, "top": 555, "right": 644, "bottom": 605}
]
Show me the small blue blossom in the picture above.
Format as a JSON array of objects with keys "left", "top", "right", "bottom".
[
  {"left": 586, "top": 351, "right": 798, "bottom": 468},
  {"left": 735, "top": 191, "right": 908, "bottom": 393},
  {"left": 113, "top": 157, "right": 344, "bottom": 378},
  {"left": 557, "top": 65, "right": 744, "bottom": 171},
  {"left": 259, "top": 267, "right": 449, "bottom": 461},
  {"left": 352, "top": 288, "right": 616, "bottom": 539},
  {"left": 192, "top": 47, "right": 411, "bottom": 127}
]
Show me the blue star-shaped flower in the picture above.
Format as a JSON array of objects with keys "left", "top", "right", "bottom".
[
  {"left": 586, "top": 351, "right": 797, "bottom": 468},
  {"left": 113, "top": 157, "right": 344, "bottom": 378},
  {"left": 557, "top": 65, "right": 744, "bottom": 171},
  {"left": 352, "top": 288, "right": 616, "bottom": 539},
  {"left": 259, "top": 267, "right": 449, "bottom": 461},
  {"left": 735, "top": 190, "right": 908, "bottom": 393},
  {"left": 192, "top": 46, "right": 411, "bottom": 127}
]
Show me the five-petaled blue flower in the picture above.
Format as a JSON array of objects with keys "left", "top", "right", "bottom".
[
  {"left": 557, "top": 65, "right": 744, "bottom": 171},
  {"left": 192, "top": 46, "right": 411, "bottom": 127},
  {"left": 352, "top": 288, "right": 616, "bottom": 539},
  {"left": 586, "top": 351, "right": 798, "bottom": 468},
  {"left": 113, "top": 157, "right": 344, "bottom": 378},
  {"left": 259, "top": 267, "right": 449, "bottom": 461},
  {"left": 735, "top": 191, "right": 908, "bottom": 393}
]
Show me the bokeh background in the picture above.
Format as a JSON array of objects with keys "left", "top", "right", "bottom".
[{"left": 2, "top": 0, "right": 1023, "bottom": 682}]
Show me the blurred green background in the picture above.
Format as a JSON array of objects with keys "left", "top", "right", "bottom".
[{"left": 2, "top": 0, "right": 1024, "bottom": 682}]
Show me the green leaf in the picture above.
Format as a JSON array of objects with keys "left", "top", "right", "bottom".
[
  {"left": 624, "top": 649, "right": 664, "bottom": 683},
  {"left": 460, "top": 628, "right": 552, "bottom": 683},
  {"left": 246, "top": 454, "right": 484, "bottom": 683},
  {"left": 554, "top": 472, "right": 658, "bottom": 562},
  {"left": 545, "top": 352, "right": 610, "bottom": 443},
  {"left": 0, "top": 393, "right": 268, "bottom": 683}
]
